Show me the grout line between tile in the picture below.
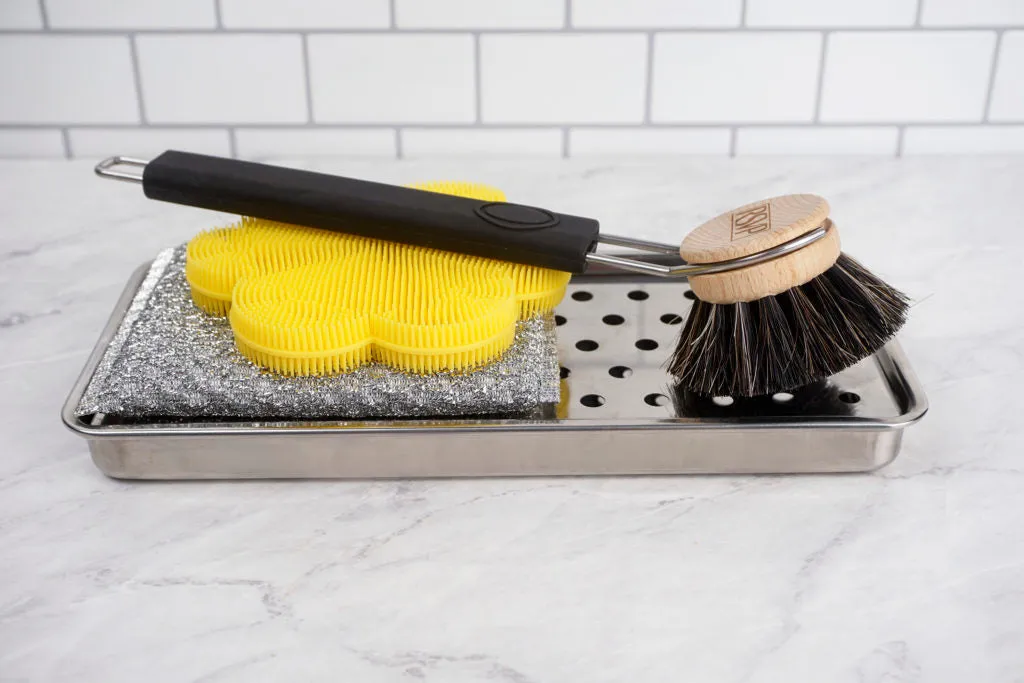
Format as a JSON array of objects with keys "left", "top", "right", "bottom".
[
  {"left": 474, "top": 33, "right": 482, "bottom": 124},
  {"left": 395, "top": 128, "right": 403, "bottom": 159},
  {"left": 982, "top": 30, "right": 1004, "bottom": 122},
  {"left": 128, "top": 34, "right": 148, "bottom": 124},
  {"left": 643, "top": 32, "right": 654, "bottom": 124},
  {"left": 60, "top": 127, "right": 71, "bottom": 159},
  {"left": 895, "top": 125, "right": 905, "bottom": 157},
  {"left": 2, "top": 121, "right": 1022, "bottom": 131},
  {"left": 37, "top": 0, "right": 49, "bottom": 29},
  {"left": 228, "top": 127, "right": 237, "bottom": 157},
  {"left": 729, "top": 127, "right": 737, "bottom": 156},
  {"left": 914, "top": 0, "right": 924, "bottom": 27},
  {"left": 740, "top": 0, "right": 748, "bottom": 27},
  {"left": 5, "top": 27, "right": 1024, "bottom": 36},
  {"left": 213, "top": 0, "right": 223, "bottom": 29},
  {"left": 301, "top": 33, "right": 314, "bottom": 123},
  {"left": 813, "top": 31, "right": 830, "bottom": 122},
  {"left": 561, "top": 127, "right": 569, "bottom": 158},
  {"left": 565, "top": 0, "right": 572, "bottom": 28}
]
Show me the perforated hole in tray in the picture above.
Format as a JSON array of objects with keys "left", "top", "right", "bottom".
[
  {"left": 554, "top": 280, "right": 897, "bottom": 421},
  {"left": 608, "top": 366, "right": 632, "bottom": 379}
]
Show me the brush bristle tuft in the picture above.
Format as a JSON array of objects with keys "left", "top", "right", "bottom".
[{"left": 668, "top": 253, "right": 909, "bottom": 397}]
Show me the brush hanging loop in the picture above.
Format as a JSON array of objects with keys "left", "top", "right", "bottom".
[
  {"left": 94, "top": 156, "right": 147, "bottom": 183},
  {"left": 586, "top": 222, "right": 832, "bottom": 279}
]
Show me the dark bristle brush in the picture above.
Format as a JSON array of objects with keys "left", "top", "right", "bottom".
[{"left": 668, "top": 194, "right": 909, "bottom": 398}]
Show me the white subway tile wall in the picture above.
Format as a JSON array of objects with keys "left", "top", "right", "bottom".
[
  {"left": 401, "top": 128, "right": 563, "bottom": 156},
  {"left": 652, "top": 32, "right": 822, "bottom": 122},
  {"left": 571, "top": 0, "right": 741, "bottom": 28},
  {"left": 309, "top": 34, "right": 475, "bottom": 123},
  {"left": 903, "top": 125, "right": 1024, "bottom": 153},
  {"left": 820, "top": 32, "right": 996, "bottom": 122},
  {"left": 920, "top": 0, "right": 1024, "bottom": 27},
  {"left": 990, "top": 31, "right": 1024, "bottom": 121},
  {"left": 745, "top": 0, "right": 917, "bottom": 28},
  {"left": 136, "top": 34, "right": 307, "bottom": 123},
  {"left": 0, "top": 0, "right": 43, "bottom": 29},
  {"left": 0, "top": 129, "right": 65, "bottom": 157},
  {"left": 45, "top": 0, "right": 216, "bottom": 29},
  {"left": 234, "top": 128, "right": 397, "bottom": 158},
  {"left": 481, "top": 34, "right": 647, "bottom": 123},
  {"left": 395, "top": 0, "right": 565, "bottom": 29},
  {"left": 735, "top": 127, "right": 899, "bottom": 154},
  {"left": 0, "top": 36, "right": 138, "bottom": 124},
  {"left": 219, "top": 0, "right": 389, "bottom": 29},
  {"left": 570, "top": 128, "right": 731, "bottom": 155},
  {"left": 68, "top": 128, "right": 232, "bottom": 158},
  {"left": 0, "top": 0, "right": 1021, "bottom": 158}
]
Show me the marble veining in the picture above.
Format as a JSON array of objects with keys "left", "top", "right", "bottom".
[{"left": 1, "top": 157, "right": 1023, "bottom": 682}]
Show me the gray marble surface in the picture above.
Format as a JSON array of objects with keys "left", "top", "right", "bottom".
[{"left": 1, "top": 157, "right": 1021, "bottom": 682}]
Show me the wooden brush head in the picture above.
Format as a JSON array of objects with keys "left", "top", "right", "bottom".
[{"left": 680, "top": 194, "right": 840, "bottom": 304}]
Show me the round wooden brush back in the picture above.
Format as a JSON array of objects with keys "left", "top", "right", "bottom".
[{"left": 679, "top": 194, "right": 840, "bottom": 304}]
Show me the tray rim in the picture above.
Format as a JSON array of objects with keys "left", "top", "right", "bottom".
[{"left": 61, "top": 259, "right": 929, "bottom": 439}]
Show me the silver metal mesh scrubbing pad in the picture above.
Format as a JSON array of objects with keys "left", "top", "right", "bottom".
[{"left": 75, "top": 246, "right": 561, "bottom": 421}]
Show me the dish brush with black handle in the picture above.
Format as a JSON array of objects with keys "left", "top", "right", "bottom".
[{"left": 96, "top": 152, "right": 908, "bottom": 397}]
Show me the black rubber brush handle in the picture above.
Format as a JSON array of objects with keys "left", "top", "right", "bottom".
[{"left": 142, "top": 150, "right": 601, "bottom": 273}]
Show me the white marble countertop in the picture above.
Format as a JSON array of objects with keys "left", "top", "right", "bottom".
[{"left": 1, "top": 156, "right": 1021, "bottom": 682}]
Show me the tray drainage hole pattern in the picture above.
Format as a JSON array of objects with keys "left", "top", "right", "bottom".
[
  {"left": 560, "top": 366, "right": 571, "bottom": 379},
  {"left": 660, "top": 313, "right": 683, "bottom": 325},
  {"left": 772, "top": 392, "right": 794, "bottom": 403},
  {"left": 839, "top": 391, "right": 861, "bottom": 404},
  {"left": 627, "top": 290, "right": 649, "bottom": 301},
  {"left": 572, "top": 291, "right": 593, "bottom": 302},
  {"left": 555, "top": 315, "right": 567, "bottom": 326},
  {"left": 608, "top": 365, "right": 633, "bottom": 379},
  {"left": 580, "top": 394, "right": 606, "bottom": 408},
  {"left": 602, "top": 314, "right": 625, "bottom": 325},
  {"left": 644, "top": 393, "right": 670, "bottom": 407},
  {"left": 576, "top": 339, "right": 599, "bottom": 352},
  {"left": 683, "top": 290, "right": 697, "bottom": 301},
  {"left": 712, "top": 396, "right": 734, "bottom": 407},
  {"left": 635, "top": 339, "right": 659, "bottom": 351}
]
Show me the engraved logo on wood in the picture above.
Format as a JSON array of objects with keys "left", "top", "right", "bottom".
[{"left": 730, "top": 202, "right": 771, "bottom": 241}]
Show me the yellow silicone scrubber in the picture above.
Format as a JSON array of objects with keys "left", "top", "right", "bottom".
[
  {"left": 185, "top": 217, "right": 362, "bottom": 316},
  {"left": 184, "top": 181, "right": 571, "bottom": 375},
  {"left": 230, "top": 239, "right": 517, "bottom": 375},
  {"left": 186, "top": 182, "right": 570, "bottom": 319}
]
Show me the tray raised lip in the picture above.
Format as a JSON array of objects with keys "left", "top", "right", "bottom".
[{"left": 61, "top": 259, "right": 929, "bottom": 439}]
